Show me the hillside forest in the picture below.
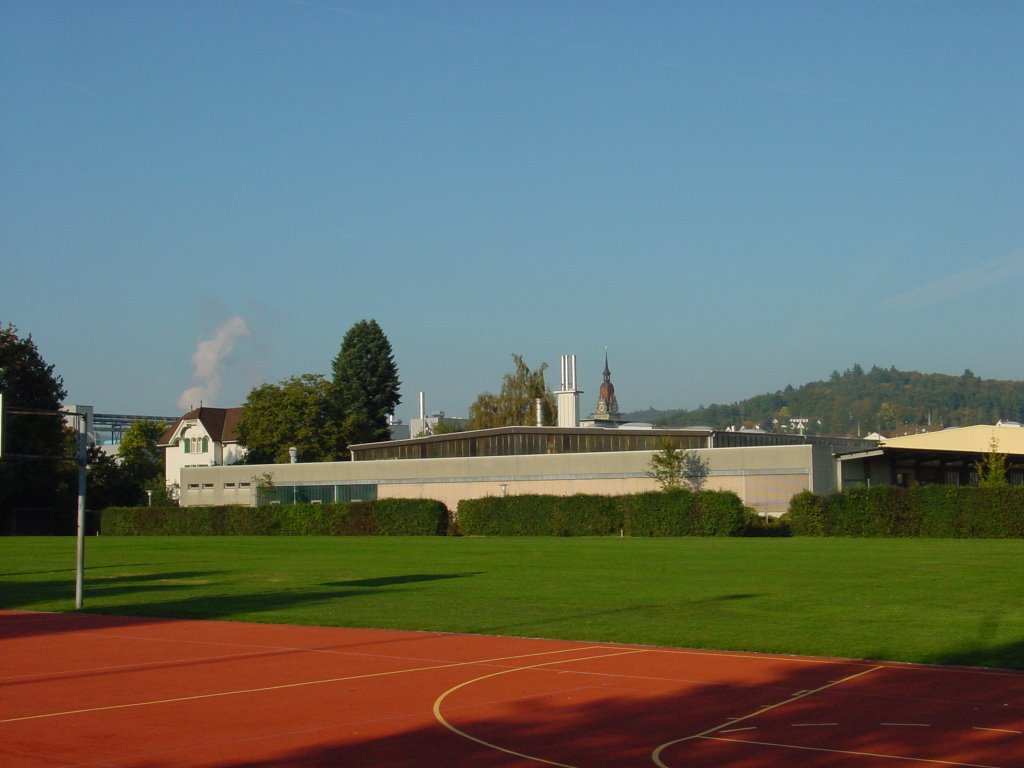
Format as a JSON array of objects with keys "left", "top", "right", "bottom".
[{"left": 627, "top": 366, "right": 1024, "bottom": 437}]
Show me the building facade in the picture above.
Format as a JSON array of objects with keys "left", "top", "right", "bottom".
[
  {"left": 159, "top": 407, "right": 246, "bottom": 491},
  {"left": 177, "top": 426, "right": 874, "bottom": 516},
  {"left": 837, "top": 422, "right": 1024, "bottom": 489}
]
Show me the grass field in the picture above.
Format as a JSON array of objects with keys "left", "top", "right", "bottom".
[{"left": 2, "top": 536, "right": 1022, "bottom": 670}]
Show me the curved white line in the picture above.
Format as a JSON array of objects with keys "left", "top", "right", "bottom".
[{"left": 433, "top": 649, "right": 648, "bottom": 767}]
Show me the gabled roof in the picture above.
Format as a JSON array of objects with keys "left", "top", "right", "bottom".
[{"left": 158, "top": 406, "right": 245, "bottom": 447}]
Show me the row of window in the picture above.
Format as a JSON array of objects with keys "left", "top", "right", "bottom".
[
  {"left": 355, "top": 431, "right": 708, "bottom": 461},
  {"left": 258, "top": 484, "right": 378, "bottom": 506},
  {"left": 187, "top": 481, "right": 251, "bottom": 490},
  {"left": 182, "top": 437, "right": 209, "bottom": 454},
  {"left": 944, "top": 470, "right": 1024, "bottom": 486},
  {"left": 184, "top": 482, "right": 378, "bottom": 505}
]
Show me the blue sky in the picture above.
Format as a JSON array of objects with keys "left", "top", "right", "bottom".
[{"left": 2, "top": 1, "right": 1022, "bottom": 421}]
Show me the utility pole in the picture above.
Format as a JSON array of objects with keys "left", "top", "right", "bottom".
[
  {"left": 72, "top": 410, "right": 87, "bottom": 609},
  {"left": 0, "top": 398, "right": 89, "bottom": 608}
]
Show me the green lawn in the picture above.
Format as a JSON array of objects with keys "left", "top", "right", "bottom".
[{"left": 2, "top": 536, "right": 1022, "bottom": 670}]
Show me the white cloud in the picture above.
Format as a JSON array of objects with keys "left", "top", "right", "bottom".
[{"left": 884, "top": 251, "right": 1024, "bottom": 312}]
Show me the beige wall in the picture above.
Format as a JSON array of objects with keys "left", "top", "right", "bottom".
[{"left": 181, "top": 444, "right": 817, "bottom": 517}]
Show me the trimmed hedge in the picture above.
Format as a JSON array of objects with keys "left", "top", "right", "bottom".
[
  {"left": 784, "top": 485, "right": 1024, "bottom": 538},
  {"left": 456, "top": 490, "right": 747, "bottom": 537},
  {"left": 456, "top": 494, "right": 622, "bottom": 537},
  {"left": 100, "top": 499, "right": 449, "bottom": 536}
]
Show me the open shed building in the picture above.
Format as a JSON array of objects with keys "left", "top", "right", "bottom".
[{"left": 837, "top": 422, "right": 1024, "bottom": 489}]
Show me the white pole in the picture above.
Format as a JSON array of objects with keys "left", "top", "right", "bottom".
[{"left": 74, "top": 415, "right": 87, "bottom": 609}]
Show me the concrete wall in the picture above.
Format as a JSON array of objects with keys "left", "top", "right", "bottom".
[{"left": 180, "top": 443, "right": 818, "bottom": 516}]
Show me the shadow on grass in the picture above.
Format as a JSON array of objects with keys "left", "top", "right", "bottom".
[
  {"left": 0, "top": 571, "right": 227, "bottom": 613},
  {"left": 462, "top": 592, "right": 768, "bottom": 644},
  {"left": 0, "top": 563, "right": 180, "bottom": 578},
  {"left": 329, "top": 572, "right": 483, "bottom": 589},
  {"left": 930, "top": 637, "right": 1024, "bottom": 670},
  {"left": 2, "top": 570, "right": 482, "bottom": 616}
]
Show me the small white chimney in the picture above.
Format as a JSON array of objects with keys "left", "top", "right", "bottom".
[{"left": 556, "top": 354, "right": 581, "bottom": 428}]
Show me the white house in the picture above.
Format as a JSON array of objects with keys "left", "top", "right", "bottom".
[{"left": 159, "top": 406, "right": 246, "bottom": 491}]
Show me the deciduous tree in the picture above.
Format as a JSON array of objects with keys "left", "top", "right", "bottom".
[
  {"left": 975, "top": 437, "right": 1008, "bottom": 487},
  {"left": 119, "top": 419, "right": 168, "bottom": 484},
  {"left": 467, "top": 354, "right": 555, "bottom": 429},
  {"left": 86, "top": 444, "right": 139, "bottom": 508},
  {"left": 0, "top": 324, "right": 67, "bottom": 456},
  {"left": 0, "top": 324, "right": 71, "bottom": 529},
  {"left": 238, "top": 375, "right": 345, "bottom": 463},
  {"left": 648, "top": 440, "right": 710, "bottom": 492}
]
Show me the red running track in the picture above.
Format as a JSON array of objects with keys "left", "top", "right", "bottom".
[{"left": 1, "top": 610, "right": 1022, "bottom": 767}]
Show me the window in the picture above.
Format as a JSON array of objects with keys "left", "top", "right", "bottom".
[{"left": 183, "top": 439, "right": 191, "bottom": 454}]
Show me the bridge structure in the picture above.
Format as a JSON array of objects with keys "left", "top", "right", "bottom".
[{"left": 92, "top": 412, "right": 178, "bottom": 445}]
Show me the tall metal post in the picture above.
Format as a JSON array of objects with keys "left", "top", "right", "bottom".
[{"left": 75, "top": 414, "right": 88, "bottom": 609}]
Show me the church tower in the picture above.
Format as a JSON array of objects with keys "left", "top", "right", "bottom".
[{"left": 594, "top": 350, "right": 620, "bottom": 421}]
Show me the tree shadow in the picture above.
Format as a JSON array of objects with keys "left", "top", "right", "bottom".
[
  {"left": 0, "top": 563, "right": 178, "bottom": 578},
  {"left": 460, "top": 592, "right": 768, "bottom": 642},
  {"left": 2, "top": 571, "right": 483, "bottom": 633},
  {"left": 327, "top": 572, "right": 483, "bottom": 589},
  {"left": 94, "top": 649, "right": 1021, "bottom": 768},
  {"left": 0, "top": 571, "right": 227, "bottom": 614},
  {"left": 930, "top": 637, "right": 1024, "bottom": 670}
]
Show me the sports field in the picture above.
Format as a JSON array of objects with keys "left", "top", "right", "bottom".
[
  {"left": 4, "top": 611, "right": 1022, "bottom": 767},
  {"left": 2, "top": 536, "right": 1022, "bottom": 670},
  {"left": 3, "top": 536, "right": 1024, "bottom": 766}
]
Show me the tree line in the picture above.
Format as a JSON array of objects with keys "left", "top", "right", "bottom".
[
  {"left": 237, "top": 319, "right": 401, "bottom": 462},
  {"left": 631, "top": 365, "right": 1024, "bottom": 435},
  {"left": 0, "top": 319, "right": 401, "bottom": 529}
]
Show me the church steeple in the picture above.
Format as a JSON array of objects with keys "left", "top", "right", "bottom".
[{"left": 595, "top": 348, "right": 620, "bottom": 419}]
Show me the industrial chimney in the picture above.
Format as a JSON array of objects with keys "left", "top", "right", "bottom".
[{"left": 556, "top": 354, "right": 582, "bottom": 428}]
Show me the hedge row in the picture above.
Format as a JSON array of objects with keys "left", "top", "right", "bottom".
[
  {"left": 455, "top": 490, "right": 747, "bottom": 537},
  {"left": 785, "top": 485, "right": 1024, "bottom": 538},
  {"left": 100, "top": 499, "right": 449, "bottom": 536}
]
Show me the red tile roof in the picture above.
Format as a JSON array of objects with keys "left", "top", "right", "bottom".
[{"left": 158, "top": 406, "right": 245, "bottom": 447}]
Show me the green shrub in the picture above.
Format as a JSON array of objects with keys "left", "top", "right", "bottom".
[
  {"left": 619, "top": 490, "right": 694, "bottom": 536},
  {"left": 456, "top": 495, "right": 621, "bottom": 536},
  {"left": 742, "top": 508, "right": 791, "bottom": 537},
  {"left": 99, "top": 499, "right": 449, "bottom": 536},
  {"left": 785, "top": 484, "right": 1024, "bottom": 538},
  {"left": 371, "top": 499, "right": 449, "bottom": 535},
  {"left": 785, "top": 490, "right": 827, "bottom": 536},
  {"left": 695, "top": 490, "right": 746, "bottom": 536},
  {"left": 622, "top": 490, "right": 746, "bottom": 537},
  {"left": 828, "top": 486, "right": 918, "bottom": 537},
  {"left": 455, "top": 490, "right": 748, "bottom": 537}
]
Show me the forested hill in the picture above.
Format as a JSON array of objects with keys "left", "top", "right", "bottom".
[{"left": 625, "top": 366, "right": 1024, "bottom": 437}]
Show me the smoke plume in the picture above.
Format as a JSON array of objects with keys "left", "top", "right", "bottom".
[{"left": 177, "top": 316, "right": 251, "bottom": 410}]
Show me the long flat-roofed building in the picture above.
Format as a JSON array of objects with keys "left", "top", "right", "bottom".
[{"left": 178, "top": 426, "right": 875, "bottom": 517}]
